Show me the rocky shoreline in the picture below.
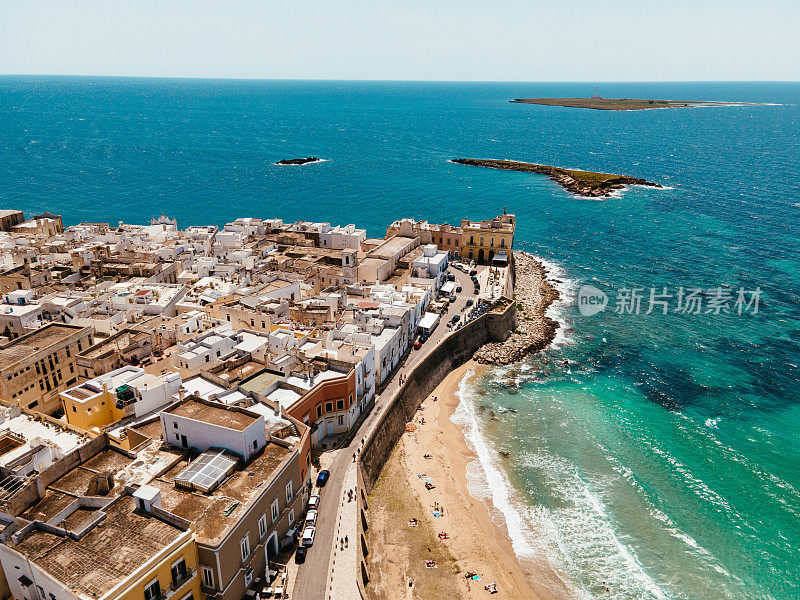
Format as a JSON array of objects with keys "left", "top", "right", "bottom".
[
  {"left": 452, "top": 158, "right": 662, "bottom": 198},
  {"left": 510, "top": 97, "right": 763, "bottom": 111},
  {"left": 474, "top": 252, "right": 561, "bottom": 365}
]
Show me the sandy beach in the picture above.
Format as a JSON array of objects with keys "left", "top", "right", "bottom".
[{"left": 365, "top": 361, "right": 573, "bottom": 600}]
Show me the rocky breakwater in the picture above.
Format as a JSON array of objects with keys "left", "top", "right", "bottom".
[
  {"left": 451, "top": 158, "right": 663, "bottom": 198},
  {"left": 474, "top": 252, "right": 560, "bottom": 365}
]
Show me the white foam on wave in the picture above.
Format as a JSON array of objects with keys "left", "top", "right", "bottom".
[
  {"left": 450, "top": 370, "right": 540, "bottom": 558},
  {"left": 451, "top": 370, "right": 671, "bottom": 600},
  {"left": 521, "top": 252, "right": 577, "bottom": 349}
]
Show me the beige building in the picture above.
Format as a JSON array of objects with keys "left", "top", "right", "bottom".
[
  {"left": 386, "top": 212, "right": 515, "bottom": 263},
  {"left": 149, "top": 397, "right": 312, "bottom": 600},
  {"left": 0, "top": 323, "right": 93, "bottom": 414},
  {"left": 460, "top": 212, "right": 515, "bottom": 263}
]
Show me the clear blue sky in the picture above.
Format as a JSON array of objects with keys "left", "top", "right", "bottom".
[{"left": 2, "top": 0, "right": 798, "bottom": 81}]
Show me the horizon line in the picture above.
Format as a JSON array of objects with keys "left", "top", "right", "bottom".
[{"left": 1, "top": 74, "right": 799, "bottom": 84}]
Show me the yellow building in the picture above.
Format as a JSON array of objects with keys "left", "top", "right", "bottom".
[
  {"left": 0, "top": 492, "right": 201, "bottom": 600},
  {"left": 460, "top": 212, "right": 515, "bottom": 263},
  {"left": 60, "top": 365, "right": 182, "bottom": 432},
  {"left": 386, "top": 212, "right": 515, "bottom": 263}
]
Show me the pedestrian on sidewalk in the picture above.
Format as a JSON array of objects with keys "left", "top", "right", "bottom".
[{"left": 345, "top": 535, "right": 349, "bottom": 547}]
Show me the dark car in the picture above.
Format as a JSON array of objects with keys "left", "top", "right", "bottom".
[
  {"left": 470, "top": 269, "right": 478, "bottom": 276},
  {"left": 466, "top": 299, "right": 474, "bottom": 307},
  {"left": 295, "top": 546, "right": 307, "bottom": 564},
  {"left": 316, "top": 470, "right": 330, "bottom": 487},
  {"left": 446, "top": 273, "right": 456, "bottom": 281},
  {"left": 456, "top": 286, "right": 462, "bottom": 293}
]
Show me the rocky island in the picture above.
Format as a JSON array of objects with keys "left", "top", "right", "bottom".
[
  {"left": 275, "top": 157, "right": 324, "bottom": 165},
  {"left": 510, "top": 97, "right": 760, "bottom": 111},
  {"left": 452, "top": 158, "right": 663, "bottom": 197}
]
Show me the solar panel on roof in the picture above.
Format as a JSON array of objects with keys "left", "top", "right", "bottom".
[{"left": 174, "top": 448, "right": 239, "bottom": 492}]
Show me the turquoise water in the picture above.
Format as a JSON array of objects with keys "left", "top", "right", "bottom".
[{"left": 2, "top": 78, "right": 799, "bottom": 599}]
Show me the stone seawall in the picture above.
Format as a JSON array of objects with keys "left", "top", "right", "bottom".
[{"left": 358, "top": 302, "right": 516, "bottom": 492}]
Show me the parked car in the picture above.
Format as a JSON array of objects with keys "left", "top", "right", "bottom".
[
  {"left": 413, "top": 339, "right": 422, "bottom": 350},
  {"left": 308, "top": 494, "right": 320, "bottom": 510},
  {"left": 448, "top": 295, "right": 456, "bottom": 303},
  {"left": 466, "top": 299, "right": 474, "bottom": 307},
  {"left": 420, "top": 333, "right": 429, "bottom": 343},
  {"left": 295, "top": 546, "right": 307, "bottom": 564},
  {"left": 305, "top": 509, "right": 318, "bottom": 527},
  {"left": 470, "top": 269, "right": 478, "bottom": 276},
  {"left": 456, "top": 286, "right": 462, "bottom": 293},
  {"left": 446, "top": 273, "right": 456, "bottom": 281},
  {"left": 316, "top": 470, "right": 330, "bottom": 487},
  {"left": 302, "top": 526, "right": 316, "bottom": 547}
]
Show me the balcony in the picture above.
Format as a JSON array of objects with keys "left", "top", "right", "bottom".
[{"left": 167, "top": 568, "right": 197, "bottom": 596}]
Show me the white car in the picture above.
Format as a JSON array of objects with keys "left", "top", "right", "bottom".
[
  {"left": 308, "top": 494, "right": 320, "bottom": 510},
  {"left": 305, "top": 509, "right": 318, "bottom": 527},
  {"left": 302, "top": 526, "right": 316, "bottom": 547}
]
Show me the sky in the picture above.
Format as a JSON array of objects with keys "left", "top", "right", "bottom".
[{"left": 1, "top": 0, "right": 799, "bottom": 81}]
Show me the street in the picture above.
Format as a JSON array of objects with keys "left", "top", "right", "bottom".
[{"left": 291, "top": 264, "right": 478, "bottom": 599}]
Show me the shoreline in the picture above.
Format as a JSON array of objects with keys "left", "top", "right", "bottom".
[
  {"left": 366, "top": 362, "right": 574, "bottom": 600},
  {"left": 474, "top": 251, "right": 562, "bottom": 364},
  {"left": 509, "top": 97, "right": 766, "bottom": 111},
  {"left": 451, "top": 158, "right": 663, "bottom": 198}
]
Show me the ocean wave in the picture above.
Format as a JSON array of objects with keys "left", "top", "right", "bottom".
[
  {"left": 521, "top": 252, "right": 578, "bottom": 350},
  {"left": 451, "top": 370, "right": 670, "bottom": 600}
]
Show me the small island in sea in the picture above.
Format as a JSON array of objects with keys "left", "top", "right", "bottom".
[
  {"left": 275, "top": 156, "right": 324, "bottom": 165},
  {"left": 451, "top": 158, "right": 663, "bottom": 197},
  {"left": 510, "top": 97, "right": 760, "bottom": 111}
]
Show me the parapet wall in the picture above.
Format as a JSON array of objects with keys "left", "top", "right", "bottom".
[{"left": 358, "top": 301, "right": 516, "bottom": 491}]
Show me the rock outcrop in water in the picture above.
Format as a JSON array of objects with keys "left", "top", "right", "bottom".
[
  {"left": 452, "top": 158, "right": 663, "bottom": 198},
  {"left": 474, "top": 252, "right": 560, "bottom": 365},
  {"left": 275, "top": 157, "right": 323, "bottom": 165}
]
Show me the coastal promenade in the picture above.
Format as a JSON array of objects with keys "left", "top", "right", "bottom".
[{"left": 292, "top": 266, "right": 477, "bottom": 600}]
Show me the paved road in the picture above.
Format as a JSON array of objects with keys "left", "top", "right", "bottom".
[{"left": 292, "top": 266, "right": 477, "bottom": 599}]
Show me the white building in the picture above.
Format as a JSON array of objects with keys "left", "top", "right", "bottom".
[{"left": 160, "top": 396, "right": 267, "bottom": 461}]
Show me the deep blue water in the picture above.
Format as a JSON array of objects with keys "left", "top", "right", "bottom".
[{"left": 1, "top": 77, "right": 799, "bottom": 599}]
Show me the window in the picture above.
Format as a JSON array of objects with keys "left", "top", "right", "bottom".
[
  {"left": 244, "top": 566, "right": 253, "bottom": 587},
  {"left": 271, "top": 498, "right": 279, "bottom": 522},
  {"left": 77, "top": 341, "right": 82, "bottom": 351},
  {"left": 325, "top": 402, "right": 333, "bottom": 413},
  {"left": 338, "top": 415, "right": 344, "bottom": 426},
  {"left": 240, "top": 534, "right": 250, "bottom": 562},
  {"left": 174, "top": 422, "right": 178, "bottom": 429},
  {"left": 336, "top": 399, "right": 344, "bottom": 411},
  {"left": 288, "top": 509, "right": 295, "bottom": 525},
  {"left": 285, "top": 481, "right": 293, "bottom": 502},
  {"left": 205, "top": 355, "right": 209, "bottom": 362},
  {"left": 201, "top": 566, "right": 214, "bottom": 589},
  {"left": 259, "top": 513, "right": 268, "bottom": 538},
  {"left": 316, "top": 405, "right": 322, "bottom": 419},
  {"left": 253, "top": 440, "right": 258, "bottom": 450},
  {"left": 171, "top": 559, "right": 188, "bottom": 587},
  {"left": 144, "top": 579, "right": 161, "bottom": 600}
]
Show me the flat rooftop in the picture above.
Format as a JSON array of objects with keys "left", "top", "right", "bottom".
[
  {"left": 15, "top": 495, "right": 186, "bottom": 598},
  {"left": 239, "top": 369, "right": 285, "bottom": 395},
  {"left": 0, "top": 323, "right": 87, "bottom": 370},
  {"left": 165, "top": 398, "right": 259, "bottom": 431},
  {"left": 150, "top": 441, "right": 292, "bottom": 545}
]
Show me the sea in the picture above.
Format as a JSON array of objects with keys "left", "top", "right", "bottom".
[{"left": 1, "top": 77, "right": 798, "bottom": 599}]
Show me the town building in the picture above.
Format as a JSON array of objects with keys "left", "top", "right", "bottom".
[{"left": 0, "top": 324, "right": 93, "bottom": 414}]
